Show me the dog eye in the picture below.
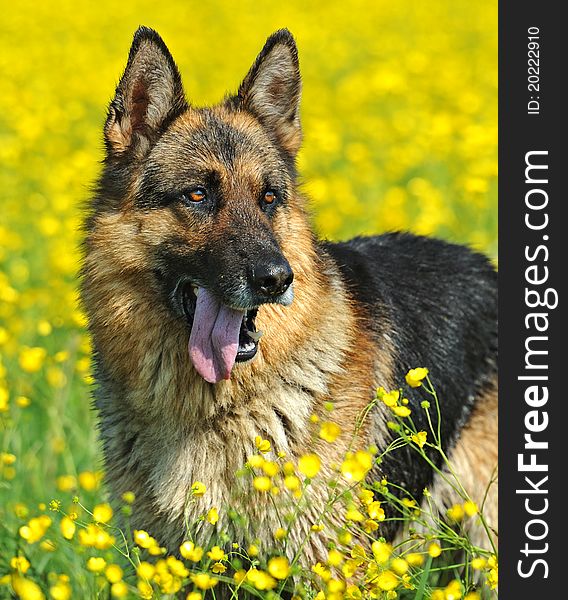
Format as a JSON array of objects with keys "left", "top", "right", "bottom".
[
  {"left": 182, "top": 188, "right": 207, "bottom": 204},
  {"left": 263, "top": 190, "right": 277, "bottom": 205}
]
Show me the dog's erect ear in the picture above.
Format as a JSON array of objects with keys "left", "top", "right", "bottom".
[
  {"left": 237, "top": 30, "right": 302, "bottom": 156},
  {"left": 104, "top": 27, "right": 187, "bottom": 156}
]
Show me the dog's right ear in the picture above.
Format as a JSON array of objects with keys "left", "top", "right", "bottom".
[{"left": 104, "top": 27, "right": 187, "bottom": 157}]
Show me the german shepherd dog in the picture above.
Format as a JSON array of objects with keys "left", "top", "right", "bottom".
[{"left": 81, "top": 26, "right": 497, "bottom": 569}]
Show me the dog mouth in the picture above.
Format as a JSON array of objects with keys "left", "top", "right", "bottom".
[{"left": 181, "top": 283, "right": 262, "bottom": 383}]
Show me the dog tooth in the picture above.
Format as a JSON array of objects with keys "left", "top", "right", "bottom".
[{"left": 247, "top": 329, "right": 263, "bottom": 342}]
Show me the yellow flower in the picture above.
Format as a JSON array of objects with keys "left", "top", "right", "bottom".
[
  {"left": 405, "top": 367, "right": 429, "bottom": 387},
  {"left": 78, "top": 471, "right": 100, "bottom": 491},
  {"left": 187, "top": 593, "right": 202, "bottom": 600},
  {"left": 253, "top": 476, "right": 271, "bottom": 492},
  {"left": 311, "top": 562, "right": 331, "bottom": 582},
  {"left": 40, "top": 539, "right": 56, "bottom": 552},
  {"left": 391, "top": 557, "right": 409, "bottom": 576},
  {"left": 358, "top": 489, "right": 374, "bottom": 505},
  {"left": 155, "top": 570, "right": 182, "bottom": 594},
  {"left": 92, "top": 503, "right": 113, "bottom": 523},
  {"left": 372, "top": 541, "right": 392, "bottom": 565},
  {"left": 298, "top": 453, "right": 321, "bottom": 478},
  {"left": 247, "top": 454, "right": 264, "bottom": 468},
  {"left": 211, "top": 562, "right": 226, "bottom": 574},
  {"left": 247, "top": 544, "right": 259, "bottom": 557},
  {"left": 447, "top": 503, "right": 465, "bottom": 522},
  {"left": 191, "top": 481, "right": 207, "bottom": 497},
  {"left": 56, "top": 475, "right": 76, "bottom": 492},
  {"left": 268, "top": 556, "right": 290, "bottom": 580},
  {"left": 338, "top": 530, "right": 352, "bottom": 545},
  {"left": 167, "top": 556, "right": 189, "bottom": 578},
  {"left": 345, "top": 584, "right": 362, "bottom": 599},
  {"left": 110, "top": 581, "right": 129, "bottom": 598},
  {"left": 255, "top": 436, "right": 271, "bottom": 453},
  {"left": 342, "top": 559, "right": 359, "bottom": 578},
  {"left": 190, "top": 573, "right": 218, "bottom": 590},
  {"left": 46, "top": 367, "right": 66, "bottom": 388},
  {"left": 206, "top": 546, "right": 225, "bottom": 561},
  {"left": 19, "top": 515, "right": 52, "bottom": 544},
  {"left": 284, "top": 475, "right": 301, "bottom": 490},
  {"left": 19, "top": 347, "right": 46, "bottom": 373},
  {"left": 411, "top": 431, "right": 427, "bottom": 448},
  {"left": 60, "top": 516, "right": 76, "bottom": 540},
  {"left": 351, "top": 545, "right": 367, "bottom": 562},
  {"left": 327, "top": 549, "right": 344, "bottom": 566},
  {"left": 392, "top": 405, "right": 411, "bottom": 417},
  {"left": 121, "top": 491, "right": 135, "bottom": 504},
  {"left": 464, "top": 500, "right": 478, "bottom": 517},
  {"left": 180, "top": 541, "right": 203, "bottom": 562},
  {"left": 137, "top": 580, "right": 154, "bottom": 599},
  {"left": 0, "top": 388, "right": 8, "bottom": 412},
  {"left": 246, "top": 568, "right": 277, "bottom": 590},
  {"left": 10, "top": 556, "right": 31, "bottom": 574},
  {"left": 471, "top": 557, "right": 486, "bottom": 570},
  {"left": 1, "top": 452, "right": 16, "bottom": 465},
  {"left": 341, "top": 450, "right": 373, "bottom": 482},
  {"left": 363, "top": 519, "right": 378, "bottom": 532},
  {"left": 261, "top": 460, "right": 279, "bottom": 477},
  {"left": 377, "top": 570, "right": 399, "bottom": 591},
  {"left": 37, "top": 320, "right": 52, "bottom": 336},
  {"left": 14, "top": 503, "right": 29, "bottom": 519},
  {"left": 233, "top": 570, "right": 247, "bottom": 584},
  {"left": 11, "top": 574, "right": 45, "bottom": 600},
  {"left": 345, "top": 508, "right": 364, "bottom": 522},
  {"left": 206, "top": 507, "right": 219, "bottom": 525},
  {"left": 464, "top": 593, "right": 481, "bottom": 600},
  {"left": 86, "top": 557, "right": 107, "bottom": 572},
  {"left": 78, "top": 524, "right": 115, "bottom": 549},
  {"left": 274, "top": 527, "right": 287, "bottom": 541},
  {"left": 444, "top": 579, "right": 463, "bottom": 600},
  {"left": 133, "top": 530, "right": 154, "bottom": 549},
  {"left": 428, "top": 542, "right": 442, "bottom": 558},
  {"left": 380, "top": 389, "right": 400, "bottom": 407},
  {"left": 16, "top": 395, "right": 31, "bottom": 408},
  {"left": 4, "top": 466, "right": 16, "bottom": 480},
  {"left": 136, "top": 562, "right": 155, "bottom": 580},
  {"left": 105, "top": 564, "right": 123, "bottom": 583},
  {"left": 328, "top": 579, "right": 345, "bottom": 594},
  {"left": 319, "top": 421, "right": 342, "bottom": 442},
  {"left": 406, "top": 552, "right": 424, "bottom": 566},
  {"left": 50, "top": 579, "right": 72, "bottom": 600},
  {"left": 487, "top": 556, "right": 498, "bottom": 589},
  {"left": 367, "top": 500, "right": 385, "bottom": 520}
]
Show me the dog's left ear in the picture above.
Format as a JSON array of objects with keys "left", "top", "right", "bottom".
[{"left": 237, "top": 29, "right": 302, "bottom": 156}]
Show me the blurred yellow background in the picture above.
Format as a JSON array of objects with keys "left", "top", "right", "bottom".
[{"left": 0, "top": 0, "right": 496, "bottom": 554}]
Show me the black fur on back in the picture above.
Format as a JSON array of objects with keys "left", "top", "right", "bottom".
[{"left": 321, "top": 232, "right": 497, "bottom": 527}]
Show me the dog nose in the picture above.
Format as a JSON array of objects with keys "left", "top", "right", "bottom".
[{"left": 252, "top": 258, "right": 294, "bottom": 299}]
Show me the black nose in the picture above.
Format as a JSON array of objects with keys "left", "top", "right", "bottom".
[{"left": 252, "top": 257, "right": 294, "bottom": 299}]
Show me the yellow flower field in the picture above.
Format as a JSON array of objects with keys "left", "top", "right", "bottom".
[{"left": 0, "top": 0, "right": 496, "bottom": 598}]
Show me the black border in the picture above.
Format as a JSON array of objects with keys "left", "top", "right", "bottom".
[{"left": 499, "top": 2, "right": 564, "bottom": 596}]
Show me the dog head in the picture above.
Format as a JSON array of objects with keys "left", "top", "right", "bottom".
[{"left": 91, "top": 27, "right": 305, "bottom": 383}]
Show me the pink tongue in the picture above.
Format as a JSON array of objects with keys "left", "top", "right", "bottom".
[{"left": 188, "top": 288, "right": 245, "bottom": 384}]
